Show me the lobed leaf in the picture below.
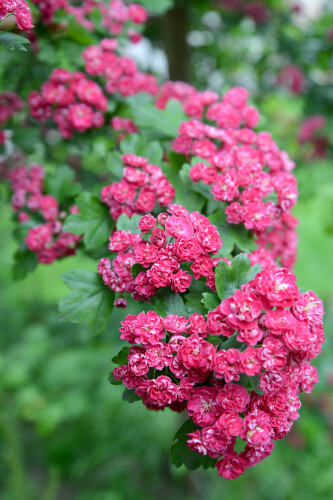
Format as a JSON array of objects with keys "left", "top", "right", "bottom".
[
  {"left": 62, "top": 192, "right": 114, "bottom": 250},
  {"left": 215, "top": 254, "right": 252, "bottom": 301},
  {"left": 202, "top": 292, "right": 220, "bottom": 311},
  {"left": 59, "top": 270, "right": 114, "bottom": 335}
]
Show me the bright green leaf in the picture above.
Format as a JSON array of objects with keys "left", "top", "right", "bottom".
[
  {"left": 215, "top": 254, "right": 252, "bottom": 301},
  {"left": 202, "top": 292, "right": 220, "bottom": 311}
]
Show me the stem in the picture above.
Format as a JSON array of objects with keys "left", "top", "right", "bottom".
[{"left": 160, "top": 3, "right": 190, "bottom": 82}]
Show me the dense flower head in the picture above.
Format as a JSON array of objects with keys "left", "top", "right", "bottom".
[
  {"left": 8, "top": 164, "right": 81, "bottom": 263},
  {"left": 170, "top": 86, "right": 298, "bottom": 269},
  {"left": 98, "top": 204, "right": 222, "bottom": 301},
  {"left": 1, "top": 0, "right": 34, "bottom": 31},
  {"left": 112, "top": 263, "right": 324, "bottom": 480},
  {"left": 0, "top": 92, "right": 24, "bottom": 125},
  {"left": 28, "top": 69, "right": 108, "bottom": 138},
  {"left": 82, "top": 38, "right": 159, "bottom": 98},
  {"left": 32, "top": 0, "right": 147, "bottom": 36},
  {"left": 101, "top": 154, "right": 175, "bottom": 220}
]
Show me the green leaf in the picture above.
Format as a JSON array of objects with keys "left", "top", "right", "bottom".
[
  {"left": 163, "top": 161, "right": 205, "bottom": 213},
  {"left": 59, "top": 270, "right": 114, "bottom": 335},
  {"left": 206, "top": 335, "right": 223, "bottom": 347},
  {"left": 44, "top": 166, "right": 81, "bottom": 204},
  {"left": 128, "top": 98, "right": 187, "bottom": 139},
  {"left": 219, "top": 335, "right": 241, "bottom": 350},
  {"left": 208, "top": 210, "right": 256, "bottom": 255},
  {"left": 120, "top": 134, "right": 164, "bottom": 164},
  {"left": 154, "top": 293, "right": 187, "bottom": 317},
  {"left": 184, "top": 292, "right": 207, "bottom": 315},
  {"left": 116, "top": 213, "right": 141, "bottom": 234},
  {"left": 108, "top": 375, "right": 123, "bottom": 386},
  {"left": 202, "top": 292, "right": 220, "bottom": 311},
  {"left": 171, "top": 419, "right": 216, "bottom": 471},
  {"left": 62, "top": 192, "right": 114, "bottom": 250},
  {"left": 111, "top": 346, "right": 130, "bottom": 365},
  {"left": 0, "top": 32, "right": 30, "bottom": 52},
  {"left": 215, "top": 254, "right": 252, "bottom": 301},
  {"left": 136, "top": 0, "right": 173, "bottom": 14},
  {"left": 122, "top": 388, "right": 140, "bottom": 403},
  {"left": 246, "top": 264, "right": 262, "bottom": 283},
  {"left": 107, "top": 151, "right": 125, "bottom": 180},
  {"left": 131, "top": 263, "right": 144, "bottom": 279},
  {"left": 146, "top": 141, "right": 164, "bottom": 164},
  {"left": 12, "top": 248, "right": 38, "bottom": 280},
  {"left": 120, "top": 134, "right": 146, "bottom": 156},
  {"left": 249, "top": 374, "right": 264, "bottom": 395},
  {"left": 65, "top": 15, "right": 96, "bottom": 45}
]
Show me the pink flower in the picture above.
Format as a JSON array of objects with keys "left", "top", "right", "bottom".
[
  {"left": 216, "top": 383, "right": 250, "bottom": 413},
  {"left": 216, "top": 452, "right": 247, "bottom": 480},
  {"left": 213, "top": 349, "right": 241, "bottom": 382},
  {"left": 187, "top": 386, "right": 222, "bottom": 427},
  {"left": 146, "top": 376, "right": 177, "bottom": 407},
  {"left": 165, "top": 215, "right": 194, "bottom": 238}
]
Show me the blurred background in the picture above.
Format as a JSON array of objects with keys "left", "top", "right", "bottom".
[{"left": 1, "top": 0, "right": 333, "bottom": 498}]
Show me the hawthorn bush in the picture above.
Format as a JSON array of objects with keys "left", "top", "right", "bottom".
[{"left": 0, "top": 0, "right": 332, "bottom": 490}]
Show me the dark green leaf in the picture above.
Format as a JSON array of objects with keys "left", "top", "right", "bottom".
[
  {"left": 131, "top": 263, "right": 145, "bottom": 279},
  {"left": 62, "top": 192, "right": 114, "bottom": 250},
  {"left": 163, "top": 161, "right": 205, "bottom": 213},
  {"left": 111, "top": 346, "right": 130, "bottom": 365},
  {"left": 59, "top": 270, "right": 114, "bottom": 335},
  {"left": 219, "top": 335, "right": 241, "bottom": 350},
  {"left": 249, "top": 374, "right": 264, "bottom": 395},
  {"left": 206, "top": 335, "right": 223, "bottom": 347},
  {"left": 44, "top": 166, "right": 80, "bottom": 204},
  {"left": 12, "top": 248, "right": 38, "bottom": 280},
  {"left": 122, "top": 388, "right": 140, "bottom": 403},
  {"left": 202, "top": 292, "right": 220, "bottom": 311},
  {"left": 184, "top": 292, "right": 207, "bottom": 315},
  {"left": 171, "top": 419, "right": 216, "bottom": 471},
  {"left": 209, "top": 210, "right": 255, "bottom": 255},
  {"left": 108, "top": 375, "right": 123, "bottom": 385}
]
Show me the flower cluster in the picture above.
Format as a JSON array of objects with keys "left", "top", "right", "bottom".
[
  {"left": 28, "top": 68, "right": 108, "bottom": 138},
  {"left": 156, "top": 81, "right": 220, "bottom": 119},
  {"left": 101, "top": 154, "right": 175, "bottom": 220},
  {"left": 298, "top": 115, "right": 328, "bottom": 159},
  {"left": 9, "top": 164, "right": 81, "bottom": 263},
  {"left": 0, "top": 0, "right": 34, "bottom": 31},
  {"left": 31, "top": 0, "right": 66, "bottom": 24},
  {"left": 110, "top": 116, "right": 138, "bottom": 141},
  {"left": 32, "top": 0, "right": 147, "bottom": 41},
  {"left": 172, "top": 86, "right": 298, "bottom": 268},
  {"left": 98, "top": 204, "right": 222, "bottom": 301},
  {"left": 100, "top": 0, "right": 147, "bottom": 41},
  {"left": 220, "top": 0, "right": 270, "bottom": 25},
  {"left": 276, "top": 65, "right": 305, "bottom": 95},
  {"left": 112, "top": 265, "right": 324, "bottom": 479},
  {"left": 0, "top": 92, "right": 24, "bottom": 126},
  {"left": 82, "top": 38, "right": 159, "bottom": 97}
]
